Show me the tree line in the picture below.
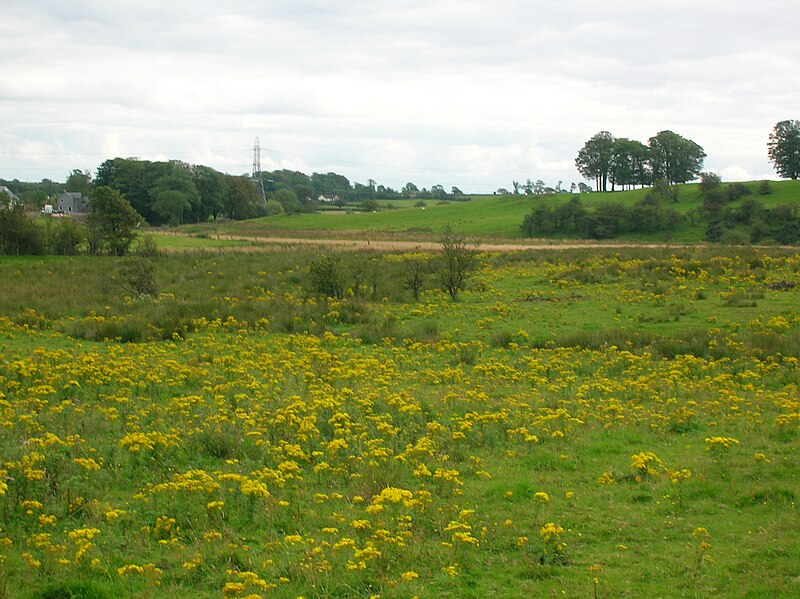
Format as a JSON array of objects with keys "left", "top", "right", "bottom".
[
  {"left": 521, "top": 181, "right": 684, "bottom": 240},
  {"left": 7, "top": 158, "right": 464, "bottom": 227},
  {"left": 699, "top": 176, "right": 800, "bottom": 245},
  {"left": 575, "top": 130, "right": 706, "bottom": 192}
]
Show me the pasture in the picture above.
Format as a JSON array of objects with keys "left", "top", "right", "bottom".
[
  {"left": 0, "top": 246, "right": 798, "bottom": 598},
  {"left": 178, "top": 180, "right": 800, "bottom": 243}
]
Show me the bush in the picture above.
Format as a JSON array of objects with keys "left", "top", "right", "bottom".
[
  {"left": 0, "top": 208, "right": 44, "bottom": 255},
  {"left": 265, "top": 199, "right": 284, "bottom": 216},
  {"left": 308, "top": 253, "right": 345, "bottom": 298},
  {"left": 719, "top": 230, "right": 750, "bottom": 246},
  {"left": 726, "top": 183, "right": 752, "bottom": 201},
  {"left": 50, "top": 219, "right": 85, "bottom": 255},
  {"left": 135, "top": 235, "right": 161, "bottom": 257},
  {"left": 699, "top": 172, "right": 722, "bottom": 193},
  {"left": 759, "top": 180, "right": 772, "bottom": 195},
  {"left": 120, "top": 257, "right": 158, "bottom": 297}
]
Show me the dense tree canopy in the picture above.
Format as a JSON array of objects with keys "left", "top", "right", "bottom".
[
  {"left": 575, "top": 131, "right": 614, "bottom": 192},
  {"left": 65, "top": 169, "right": 92, "bottom": 195},
  {"left": 768, "top": 120, "right": 800, "bottom": 180},
  {"left": 87, "top": 186, "right": 141, "bottom": 255},
  {"left": 576, "top": 130, "right": 704, "bottom": 190},
  {"left": 648, "top": 130, "right": 706, "bottom": 185}
]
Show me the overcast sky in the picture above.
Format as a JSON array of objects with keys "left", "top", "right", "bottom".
[{"left": 2, "top": 0, "right": 798, "bottom": 192}]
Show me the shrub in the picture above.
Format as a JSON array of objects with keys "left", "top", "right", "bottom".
[
  {"left": 699, "top": 172, "right": 722, "bottom": 193},
  {"left": 120, "top": 257, "right": 158, "bottom": 297},
  {"left": 308, "top": 253, "right": 345, "bottom": 298},
  {"left": 719, "top": 230, "right": 750, "bottom": 246},
  {"left": 265, "top": 199, "right": 284, "bottom": 216},
  {"left": 0, "top": 208, "right": 44, "bottom": 255},
  {"left": 50, "top": 219, "right": 85, "bottom": 255},
  {"left": 135, "top": 235, "right": 161, "bottom": 257},
  {"left": 438, "top": 226, "right": 479, "bottom": 300},
  {"left": 726, "top": 182, "right": 752, "bottom": 201}
]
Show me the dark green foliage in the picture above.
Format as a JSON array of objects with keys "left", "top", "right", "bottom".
[
  {"left": 610, "top": 138, "right": 651, "bottom": 190},
  {"left": 88, "top": 186, "right": 141, "bottom": 255},
  {"left": 726, "top": 182, "right": 752, "bottom": 201},
  {"left": 699, "top": 172, "right": 721, "bottom": 194},
  {"left": 151, "top": 162, "right": 201, "bottom": 225},
  {"left": 704, "top": 219, "right": 727, "bottom": 242},
  {"left": 264, "top": 199, "right": 284, "bottom": 216},
  {"left": 308, "top": 253, "right": 346, "bottom": 298},
  {"left": 49, "top": 218, "right": 85, "bottom": 255},
  {"left": 575, "top": 131, "right": 614, "bottom": 192},
  {"left": 521, "top": 192, "right": 683, "bottom": 239},
  {"left": 768, "top": 119, "right": 800, "bottom": 180},
  {"left": 735, "top": 198, "right": 767, "bottom": 226},
  {"left": 360, "top": 198, "right": 379, "bottom": 212},
  {"left": 581, "top": 202, "right": 626, "bottom": 239},
  {"left": 274, "top": 188, "right": 302, "bottom": 213},
  {"left": 64, "top": 169, "right": 92, "bottom": 196},
  {"left": 759, "top": 180, "right": 772, "bottom": 195},
  {"left": 0, "top": 207, "right": 44, "bottom": 254},
  {"left": 648, "top": 130, "right": 706, "bottom": 185},
  {"left": 774, "top": 220, "right": 800, "bottom": 245},
  {"left": 224, "top": 174, "right": 261, "bottom": 220}
]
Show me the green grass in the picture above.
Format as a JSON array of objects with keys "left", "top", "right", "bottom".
[
  {"left": 140, "top": 232, "right": 250, "bottom": 250},
  {"left": 176, "top": 181, "right": 800, "bottom": 243}
]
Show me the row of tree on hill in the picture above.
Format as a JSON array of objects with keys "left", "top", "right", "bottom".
[
  {"left": 575, "top": 130, "right": 706, "bottom": 192},
  {"left": 520, "top": 176, "right": 800, "bottom": 244},
  {"left": 54, "top": 158, "right": 465, "bottom": 227}
]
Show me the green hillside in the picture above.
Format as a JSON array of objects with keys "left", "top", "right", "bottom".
[{"left": 180, "top": 180, "right": 800, "bottom": 243}]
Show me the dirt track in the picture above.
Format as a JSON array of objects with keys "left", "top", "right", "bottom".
[{"left": 152, "top": 231, "right": 701, "bottom": 253}]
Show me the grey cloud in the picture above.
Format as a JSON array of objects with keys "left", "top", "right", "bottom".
[{"left": 2, "top": 0, "right": 798, "bottom": 189}]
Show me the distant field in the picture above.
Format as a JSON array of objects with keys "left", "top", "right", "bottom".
[
  {"left": 180, "top": 181, "right": 800, "bottom": 243},
  {"left": 140, "top": 232, "right": 251, "bottom": 250}
]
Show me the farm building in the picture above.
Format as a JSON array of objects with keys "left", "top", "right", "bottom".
[{"left": 57, "top": 191, "right": 90, "bottom": 213}]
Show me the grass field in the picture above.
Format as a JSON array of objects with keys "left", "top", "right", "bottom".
[
  {"left": 175, "top": 180, "right": 800, "bottom": 243},
  {"left": 1, "top": 246, "right": 799, "bottom": 598}
]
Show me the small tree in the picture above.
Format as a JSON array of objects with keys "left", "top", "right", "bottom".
[
  {"left": 699, "top": 172, "right": 721, "bottom": 194},
  {"left": 308, "top": 253, "right": 345, "bottom": 299},
  {"left": 120, "top": 257, "right": 158, "bottom": 297},
  {"left": 402, "top": 254, "right": 429, "bottom": 301},
  {"left": 438, "top": 226, "right": 478, "bottom": 301},
  {"left": 88, "top": 186, "right": 141, "bottom": 256}
]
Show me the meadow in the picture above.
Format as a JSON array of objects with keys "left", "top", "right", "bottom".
[
  {"left": 179, "top": 180, "right": 800, "bottom": 243},
  {"left": 1, "top": 245, "right": 799, "bottom": 598}
]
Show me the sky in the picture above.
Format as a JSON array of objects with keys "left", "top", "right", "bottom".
[{"left": 2, "top": 0, "right": 798, "bottom": 193}]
